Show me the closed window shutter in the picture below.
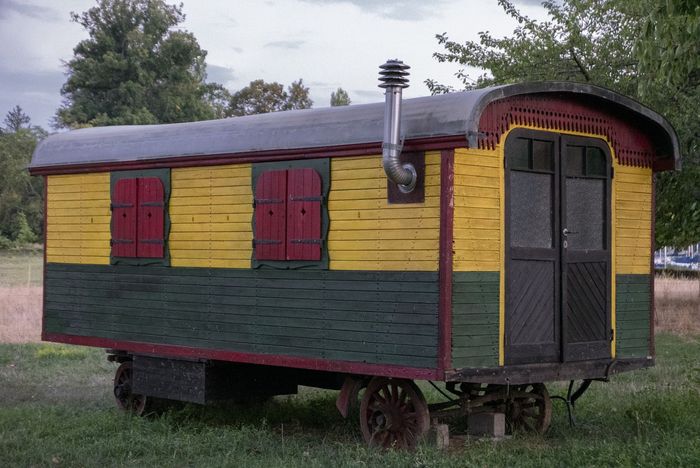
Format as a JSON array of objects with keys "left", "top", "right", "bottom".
[
  {"left": 137, "top": 177, "right": 165, "bottom": 258},
  {"left": 254, "top": 170, "right": 287, "bottom": 260},
  {"left": 111, "top": 178, "right": 138, "bottom": 258},
  {"left": 286, "top": 168, "right": 322, "bottom": 261}
]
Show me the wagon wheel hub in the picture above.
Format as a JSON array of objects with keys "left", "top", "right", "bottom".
[
  {"left": 505, "top": 383, "right": 552, "bottom": 434},
  {"left": 371, "top": 403, "right": 405, "bottom": 432},
  {"left": 113, "top": 361, "right": 149, "bottom": 416},
  {"left": 360, "top": 377, "right": 430, "bottom": 449}
]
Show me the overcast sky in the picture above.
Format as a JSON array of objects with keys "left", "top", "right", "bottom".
[{"left": 0, "top": 0, "right": 547, "bottom": 129}]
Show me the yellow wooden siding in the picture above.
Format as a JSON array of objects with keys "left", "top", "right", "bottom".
[
  {"left": 328, "top": 153, "right": 441, "bottom": 271},
  {"left": 614, "top": 163, "right": 652, "bottom": 274},
  {"left": 452, "top": 147, "right": 502, "bottom": 272},
  {"left": 46, "top": 173, "right": 111, "bottom": 265},
  {"left": 169, "top": 165, "right": 253, "bottom": 268}
]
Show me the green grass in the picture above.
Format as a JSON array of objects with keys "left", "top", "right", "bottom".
[
  {"left": 0, "top": 249, "right": 43, "bottom": 287},
  {"left": 1, "top": 335, "right": 699, "bottom": 467}
]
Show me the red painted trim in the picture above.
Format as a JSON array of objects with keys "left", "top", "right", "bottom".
[
  {"left": 479, "top": 95, "right": 658, "bottom": 169},
  {"left": 438, "top": 149, "right": 455, "bottom": 377},
  {"left": 41, "top": 176, "right": 47, "bottom": 340},
  {"left": 29, "top": 136, "right": 467, "bottom": 176},
  {"left": 649, "top": 175, "right": 656, "bottom": 357},
  {"left": 42, "top": 333, "right": 441, "bottom": 380}
]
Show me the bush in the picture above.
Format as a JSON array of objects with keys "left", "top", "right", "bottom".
[
  {"left": 11, "top": 212, "right": 37, "bottom": 246},
  {"left": 0, "top": 234, "right": 13, "bottom": 249}
]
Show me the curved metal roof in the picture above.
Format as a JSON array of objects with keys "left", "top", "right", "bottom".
[{"left": 30, "top": 82, "right": 680, "bottom": 171}]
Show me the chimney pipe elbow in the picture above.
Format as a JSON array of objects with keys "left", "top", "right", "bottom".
[{"left": 379, "top": 59, "right": 416, "bottom": 192}]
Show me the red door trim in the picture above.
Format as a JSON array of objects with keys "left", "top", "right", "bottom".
[{"left": 438, "top": 149, "right": 455, "bottom": 376}]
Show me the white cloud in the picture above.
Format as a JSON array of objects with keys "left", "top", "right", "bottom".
[{"left": 1, "top": 0, "right": 549, "bottom": 127}]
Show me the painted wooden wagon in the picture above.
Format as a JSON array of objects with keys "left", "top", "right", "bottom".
[{"left": 30, "top": 61, "right": 679, "bottom": 447}]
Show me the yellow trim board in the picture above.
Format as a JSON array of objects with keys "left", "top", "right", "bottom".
[{"left": 490, "top": 124, "right": 648, "bottom": 365}]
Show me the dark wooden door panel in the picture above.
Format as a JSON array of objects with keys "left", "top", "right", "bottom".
[
  {"left": 561, "top": 135, "right": 611, "bottom": 362},
  {"left": 505, "top": 130, "right": 611, "bottom": 365},
  {"left": 504, "top": 129, "right": 559, "bottom": 365},
  {"left": 506, "top": 259, "right": 558, "bottom": 364},
  {"left": 565, "top": 262, "right": 607, "bottom": 341}
]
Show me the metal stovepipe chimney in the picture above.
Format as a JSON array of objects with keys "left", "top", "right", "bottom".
[{"left": 378, "top": 59, "right": 416, "bottom": 193}]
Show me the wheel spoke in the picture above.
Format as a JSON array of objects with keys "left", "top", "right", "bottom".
[{"left": 360, "top": 377, "right": 429, "bottom": 449}]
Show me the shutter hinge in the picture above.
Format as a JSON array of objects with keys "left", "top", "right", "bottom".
[
  {"left": 253, "top": 239, "right": 283, "bottom": 246},
  {"left": 290, "top": 239, "right": 322, "bottom": 244},
  {"left": 610, "top": 328, "right": 615, "bottom": 342},
  {"left": 110, "top": 203, "right": 134, "bottom": 210},
  {"left": 289, "top": 196, "right": 323, "bottom": 202},
  {"left": 254, "top": 198, "right": 284, "bottom": 205},
  {"left": 110, "top": 239, "right": 134, "bottom": 245},
  {"left": 139, "top": 239, "right": 164, "bottom": 245},
  {"left": 140, "top": 202, "right": 164, "bottom": 207}
]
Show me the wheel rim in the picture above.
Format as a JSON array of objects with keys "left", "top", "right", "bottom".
[
  {"left": 359, "top": 378, "right": 430, "bottom": 449},
  {"left": 506, "top": 383, "right": 552, "bottom": 434},
  {"left": 113, "top": 361, "right": 147, "bottom": 415}
]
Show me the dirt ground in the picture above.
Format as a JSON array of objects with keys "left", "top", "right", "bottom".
[{"left": 0, "top": 286, "right": 42, "bottom": 343}]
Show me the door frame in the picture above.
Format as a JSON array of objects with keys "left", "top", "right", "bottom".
[
  {"left": 559, "top": 134, "right": 613, "bottom": 362},
  {"left": 503, "top": 128, "right": 561, "bottom": 365},
  {"left": 503, "top": 128, "right": 613, "bottom": 365}
]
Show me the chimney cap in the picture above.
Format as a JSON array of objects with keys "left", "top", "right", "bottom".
[{"left": 378, "top": 59, "right": 410, "bottom": 89}]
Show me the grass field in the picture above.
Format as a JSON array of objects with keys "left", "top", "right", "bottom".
[
  {"left": 0, "top": 250, "right": 43, "bottom": 343},
  {"left": 1, "top": 252, "right": 699, "bottom": 466}
]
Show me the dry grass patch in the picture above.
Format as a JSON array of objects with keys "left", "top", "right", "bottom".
[
  {"left": 0, "top": 286, "right": 42, "bottom": 343},
  {"left": 655, "top": 276, "right": 700, "bottom": 335}
]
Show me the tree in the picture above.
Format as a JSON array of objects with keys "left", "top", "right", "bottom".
[
  {"left": 428, "top": 0, "right": 699, "bottom": 248},
  {"left": 227, "top": 79, "right": 313, "bottom": 116},
  {"left": 203, "top": 83, "right": 233, "bottom": 120},
  {"left": 2, "top": 105, "right": 31, "bottom": 133},
  {"left": 0, "top": 108, "right": 44, "bottom": 246},
  {"left": 285, "top": 79, "right": 313, "bottom": 111},
  {"left": 637, "top": 0, "right": 700, "bottom": 248},
  {"left": 56, "top": 0, "right": 219, "bottom": 128},
  {"left": 330, "top": 87, "right": 351, "bottom": 106}
]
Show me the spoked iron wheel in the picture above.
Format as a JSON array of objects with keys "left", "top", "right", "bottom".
[
  {"left": 505, "top": 383, "right": 552, "bottom": 434},
  {"left": 113, "top": 361, "right": 148, "bottom": 416},
  {"left": 359, "top": 377, "right": 430, "bottom": 449}
]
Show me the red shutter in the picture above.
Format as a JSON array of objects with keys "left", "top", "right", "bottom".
[
  {"left": 286, "top": 168, "right": 322, "bottom": 261},
  {"left": 136, "top": 177, "right": 165, "bottom": 258},
  {"left": 111, "top": 178, "right": 138, "bottom": 258},
  {"left": 254, "top": 170, "right": 287, "bottom": 260}
]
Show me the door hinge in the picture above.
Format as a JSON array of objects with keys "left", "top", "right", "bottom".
[
  {"left": 610, "top": 167, "right": 614, "bottom": 179},
  {"left": 610, "top": 328, "right": 615, "bottom": 342}
]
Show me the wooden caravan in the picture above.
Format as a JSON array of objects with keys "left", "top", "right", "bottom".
[{"left": 31, "top": 80, "right": 679, "bottom": 447}]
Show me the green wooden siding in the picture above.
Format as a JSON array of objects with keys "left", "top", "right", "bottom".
[
  {"left": 44, "top": 264, "right": 439, "bottom": 368},
  {"left": 616, "top": 274, "right": 651, "bottom": 358},
  {"left": 451, "top": 271, "right": 500, "bottom": 368}
]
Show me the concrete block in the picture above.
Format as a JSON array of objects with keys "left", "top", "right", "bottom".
[
  {"left": 427, "top": 419, "right": 450, "bottom": 449},
  {"left": 467, "top": 412, "right": 506, "bottom": 438}
]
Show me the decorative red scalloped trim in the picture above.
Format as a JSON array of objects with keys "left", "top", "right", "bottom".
[{"left": 478, "top": 94, "right": 655, "bottom": 167}]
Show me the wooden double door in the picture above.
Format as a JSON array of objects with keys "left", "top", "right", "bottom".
[{"left": 505, "top": 129, "right": 612, "bottom": 365}]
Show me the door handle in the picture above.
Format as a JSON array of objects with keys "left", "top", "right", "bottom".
[{"left": 562, "top": 228, "right": 578, "bottom": 237}]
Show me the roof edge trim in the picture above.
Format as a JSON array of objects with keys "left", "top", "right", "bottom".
[{"left": 464, "top": 82, "right": 681, "bottom": 171}]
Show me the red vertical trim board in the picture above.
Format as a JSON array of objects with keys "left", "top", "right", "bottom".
[
  {"left": 438, "top": 149, "right": 455, "bottom": 376},
  {"left": 41, "top": 176, "right": 47, "bottom": 341},
  {"left": 650, "top": 175, "right": 656, "bottom": 358}
]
